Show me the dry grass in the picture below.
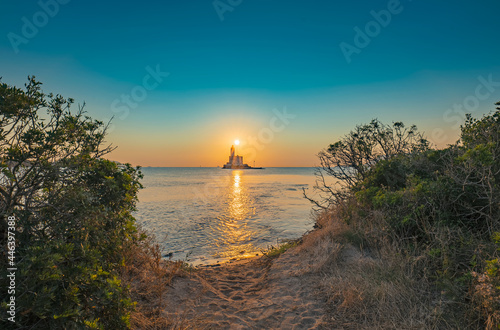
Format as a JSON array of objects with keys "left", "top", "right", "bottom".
[
  {"left": 120, "top": 229, "right": 194, "bottom": 329},
  {"left": 319, "top": 245, "right": 439, "bottom": 329},
  {"left": 294, "top": 208, "right": 459, "bottom": 329},
  {"left": 293, "top": 210, "right": 346, "bottom": 272}
]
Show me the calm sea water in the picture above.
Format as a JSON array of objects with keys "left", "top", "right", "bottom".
[{"left": 134, "top": 167, "right": 317, "bottom": 265}]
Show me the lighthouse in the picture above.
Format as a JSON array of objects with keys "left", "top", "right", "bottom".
[{"left": 222, "top": 145, "right": 260, "bottom": 169}]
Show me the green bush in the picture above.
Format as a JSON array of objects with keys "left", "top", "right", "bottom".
[
  {"left": 0, "top": 78, "right": 143, "bottom": 329},
  {"left": 312, "top": 104, "right": 500, "bottom": 327}
]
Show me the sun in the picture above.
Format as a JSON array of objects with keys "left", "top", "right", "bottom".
[{"left": 234, "top": 139, "right": 240, "bottom": 146}]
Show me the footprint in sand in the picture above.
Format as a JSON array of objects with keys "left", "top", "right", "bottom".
[
  {"left": 208, "top": 303, "right": 220, "bottom": 311},
  {"left": 221, "top": 289, "right": 233, "bottom": 296}
]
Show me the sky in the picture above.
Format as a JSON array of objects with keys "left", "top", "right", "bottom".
[{"left": 1, "top": 0, "right": 499, "bottom": 167}]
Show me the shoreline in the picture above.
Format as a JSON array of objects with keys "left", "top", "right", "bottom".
[{"left": 183, "top": 237, "right": 304, "bottom": 267}]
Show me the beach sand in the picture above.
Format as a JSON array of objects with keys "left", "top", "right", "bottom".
[{"left": 163, "top": 249, "right": 327, "bottom": 329}]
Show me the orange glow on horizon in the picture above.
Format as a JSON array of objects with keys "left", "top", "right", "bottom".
[{"left": 107, "top": 113, "right": 324, "bottom": 167}]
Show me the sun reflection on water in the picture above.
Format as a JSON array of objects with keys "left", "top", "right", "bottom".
[
  {"left": 214, "top": 170, "right": 259, "bottom": 260},
  {"left": 229, "top": 171, "right": 245, "bottom": 219},
  {"left": 134, "top": 167, "right": 318, "bottom": 265}
]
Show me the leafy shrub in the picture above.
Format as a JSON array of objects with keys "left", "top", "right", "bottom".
[
  {"left": 0, "top": 77, "right": 143, "bottom": 329},
  {"left": 304, "top": 119, "right": 428, "bottom": 209},
  {"left": 311, "top": 104, "right": 500, "bottom": 327}
]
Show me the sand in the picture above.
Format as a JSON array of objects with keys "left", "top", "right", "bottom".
[{"left": 163, "top": 249, "right": 327, "bottom": 329}]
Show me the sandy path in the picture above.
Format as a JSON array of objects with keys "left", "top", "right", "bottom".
[{"left": 163, "top": 250, "right": 326, "bottom": 329}]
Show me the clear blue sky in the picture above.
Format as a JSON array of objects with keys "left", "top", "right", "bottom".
[{"left": 1, "top": 0, "right": 499, "bottom": 166}]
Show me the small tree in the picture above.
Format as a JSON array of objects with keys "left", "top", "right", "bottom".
[
  {"left": 0, "top": 77, "right": 142, "bottom": 328},
  {"left": 304, "top": 119, "right": 428, "bottom": 210}
]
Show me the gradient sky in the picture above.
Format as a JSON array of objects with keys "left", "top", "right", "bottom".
[{"left": 1, "top": 0, "right": 500, "bottom": 166}]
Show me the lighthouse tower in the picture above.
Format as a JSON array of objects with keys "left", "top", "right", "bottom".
[
  {"left": 223, "top": 145, "right": 249, "bottom": 169},
  {"left": 229, "top": 145, "right": 235, "bottom": 165}
]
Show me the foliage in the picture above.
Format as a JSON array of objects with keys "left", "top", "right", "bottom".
[
  {"left": 472, "top": 256, "right": 500, "bottom": 329},
  {"left": 304, "top": 119, "right": 428, "bottom": 210},
  {"left": 0, "top": 77, "right": 143, "bottom": 329},
  {"left": 311, "top": 104, "right": 500, "bottom": 328}
]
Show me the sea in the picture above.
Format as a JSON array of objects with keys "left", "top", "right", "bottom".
[{"left": 133, "top": 167, "right": 318, "bottom": 265}]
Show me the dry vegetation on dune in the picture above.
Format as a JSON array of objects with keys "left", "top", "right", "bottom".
[
  {"left": 120, "top": 230, "right": 194, "bottom": 329},
  {"left": 121, "top": 231, "right": 174, "bottom": 329},
  {"left": 301, "top": 106, "right": 500, "bottom": 329},
  {"left": 298, "top": 210, "right": 440, "bottom": 329}
]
